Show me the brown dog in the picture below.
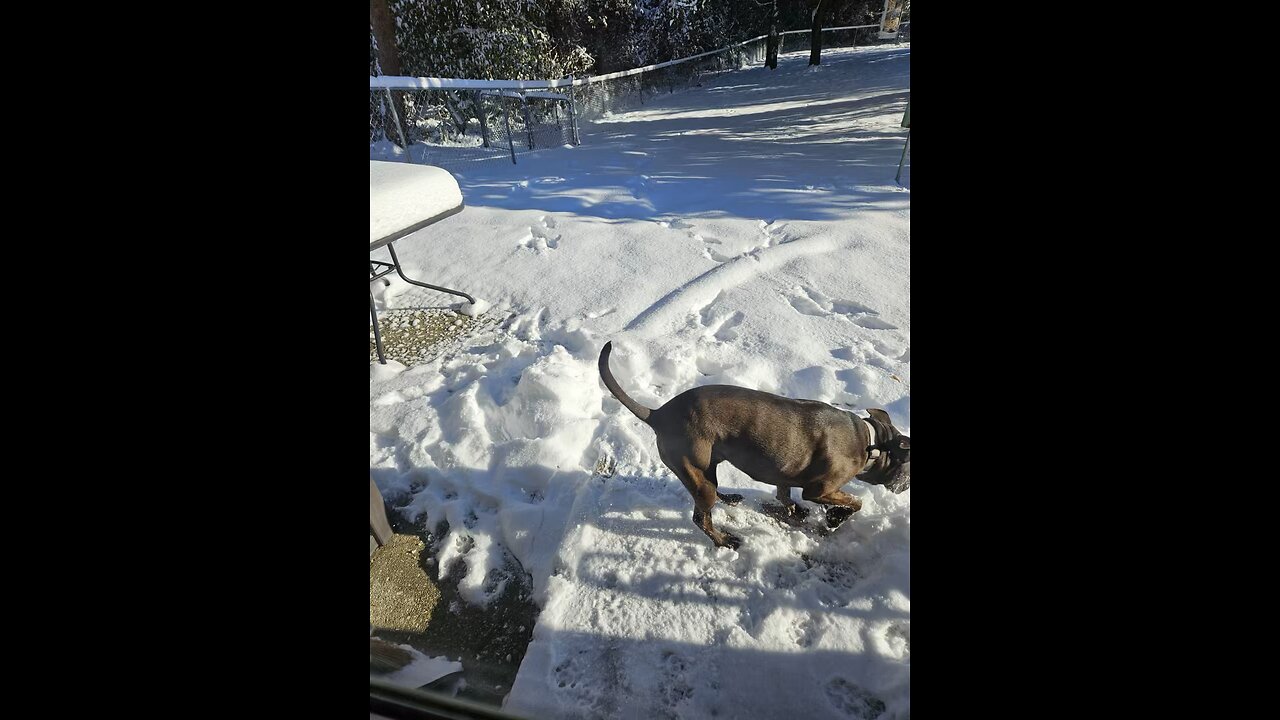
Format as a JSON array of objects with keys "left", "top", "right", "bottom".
[{"left": 599, "top": 341, "right": 910, "bottom": 549}]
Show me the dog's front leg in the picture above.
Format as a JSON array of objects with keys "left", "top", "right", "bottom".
[{"left": 802, "top": 487, "right": 863, "bottom": 529}]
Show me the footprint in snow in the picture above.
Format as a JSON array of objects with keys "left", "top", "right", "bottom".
[
  {"left": 693, "top": 293, "right": 745, "bottom": 342},
  {"left": 652, "top": 651, "right": 696, "bottom": 718},
  {"left": 518, "top": 215, "right": 561, "bottom": 252},
  {"left": 824, "top": 678, "right": 887, "bottom": 720},
  {"left": 786, "top": 285, "right": 897, "bottom": 329},
  {"left": 627, "top": 175, "right": 649, "bottom": 199}
]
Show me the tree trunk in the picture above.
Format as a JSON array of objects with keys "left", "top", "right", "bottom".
[
  {"left": 370, "top": 0, "right": 410, "bottom": 149},
  {"left": 369, "top": 0, "right": 402, "bottom": 76},
  {"left": 766, "top": 0, "right": 779, "bottom": 69},
  {"left": 809, "top": 1, "right": 825, "bottom": 66}
]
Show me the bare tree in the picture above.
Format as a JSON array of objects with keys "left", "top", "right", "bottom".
[{"left": 766, "top": 0, "right": 780, "bottom": 69}]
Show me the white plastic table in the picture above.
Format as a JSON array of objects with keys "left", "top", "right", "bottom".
[{"left": 369, "top": 161, "right": 475, "bottom": 364}]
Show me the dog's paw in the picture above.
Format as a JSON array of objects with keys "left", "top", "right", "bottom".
[
  {"left": 718, "top": 533, "right": 743, "bottom": 550},
  {"left": 761, "top": 502, "right": 808, "bottom": 527},
  {"left": 717, "top": 492, "right": 744, "bottom": 506},
  {"left": 825, "top": 506, "right": 855, "bottom": 529}
]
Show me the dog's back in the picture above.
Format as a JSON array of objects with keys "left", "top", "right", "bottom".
[{"left": 656, "top": 385, "right": 864, "bottom": 484}]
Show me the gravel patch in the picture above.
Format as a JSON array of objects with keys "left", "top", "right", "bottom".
[{"left": 370, "top": 308, "right": 499, "bottom": 366}]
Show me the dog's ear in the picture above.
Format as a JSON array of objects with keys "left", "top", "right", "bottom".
[{"left": 867, "top": 408, "right": 894, "bottom": 427}]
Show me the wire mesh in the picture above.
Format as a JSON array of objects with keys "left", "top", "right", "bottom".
[{"left": 370, "top": 87, "right": 577, "bottom": 173}]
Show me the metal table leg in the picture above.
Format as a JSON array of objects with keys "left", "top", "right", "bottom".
[
  {"left": 369, "top": 242, "right": 476, "bottom": 365},
  {"left": 370, "top": 288, "right": 387, "bottom": 365},
  {"left": 386, "top": 242, "right": 476, "bottom": 304},
  {"left": 895, "top": 129, "right": 910, "bottom": 186}
]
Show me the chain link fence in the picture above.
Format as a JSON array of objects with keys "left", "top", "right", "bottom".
[
  {"left": 370, "top": 24, "right": 909, "bottom": 173},
  {"left": 370, "top": 85, "right": 578, "bottom": 173},
  {"left": 568, "top": 25, "right": 901, "bottom": 122},
  {"left": 568, "top": 47, "right": 748, "bottom": 124}
]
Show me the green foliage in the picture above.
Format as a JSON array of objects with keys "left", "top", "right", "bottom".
[
  {"left": 374, "top": 0, "right": 891, "bottom": 81},
  {"left": 545, "top": 0, "right": 765, "bottom": 73},
  {"left": 390, "top": 0, "right": 593, "bottom": 80}
]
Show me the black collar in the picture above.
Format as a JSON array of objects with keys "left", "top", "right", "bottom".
[{"left": 862, "top": 414, "right": 894, "bottom": 470}]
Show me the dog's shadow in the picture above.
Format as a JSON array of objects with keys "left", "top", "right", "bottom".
[{"left": 569, "top": 505, "right": 906, "bottom": 626}]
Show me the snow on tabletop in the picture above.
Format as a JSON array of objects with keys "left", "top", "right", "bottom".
[{"left": 370, "top": 161, "right": 464, "bottom": 246}]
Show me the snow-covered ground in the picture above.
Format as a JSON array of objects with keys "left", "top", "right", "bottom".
[{"left": 371, "top": 43, "right": 909, "bottom": 720}]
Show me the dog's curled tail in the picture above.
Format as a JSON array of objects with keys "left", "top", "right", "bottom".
[{"left": 598, "top": 341, "right": 652, "bottom": 423}]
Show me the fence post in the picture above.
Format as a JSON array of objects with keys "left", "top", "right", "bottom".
[
  {"left": 475, "top": 90, "right": 491, "bottom": 148},
  {"left": 520, "top": 93, "right": 535, "bottom": 150},
  {"left": 567, "top": 78, "right": 581, "bottom": 146},
  {"left": 501, "top": 96, "right": 517, "bottom": 163},
  {"left": 382, "top": 86, "right": 411, "bottom": 163}
]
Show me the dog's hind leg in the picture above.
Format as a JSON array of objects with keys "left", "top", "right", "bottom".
[
  {"left": 709, "top": 462, "right": 744, "bottom": 507},
  {"left": 715, "top": 491, "right": 743, "bottom": 506},
  {"left": 776, "top": 485, "right": 809, "bottom": 519},
  {"left": 664, "top": 453, "right": 742, "bottom": 550},
  {"left": 692, "top": 478, "right": 742, "bottom": 550}
]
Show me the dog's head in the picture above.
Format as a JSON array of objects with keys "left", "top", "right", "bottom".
[{"left": 858, "top": 408, "right": 910, "bottom": 493}]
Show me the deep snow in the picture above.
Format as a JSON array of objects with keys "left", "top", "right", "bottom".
[{"left": 371, "top": 43, "right": 910, "bottom": 719}]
